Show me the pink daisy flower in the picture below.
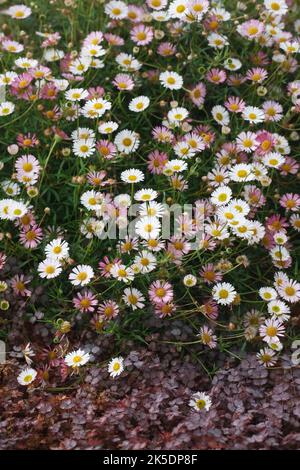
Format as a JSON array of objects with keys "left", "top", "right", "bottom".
[
  {"left": 96, "top": 140, "right": 117, "bottom": 160},
  {"left": 19, "top": 225, "right": 43, "bottom": 249},
  {"left": 189, "top": 82, "right": 206, "bottom": 107},
  {"left": 157, "top": 42, "right": 177, "bottom": 57},
  {"left": 147, "top": 150, "right": 168, "bottom": 175},
  {"left": 201, "top": 299, "right": 219, "bottom": 320},
  {"left": 112, "top": 73, "right": 135, "bottom": 91},
  {"left": 198, "top": 326, "right": 217, "bottom": 349},
  {"left": 246, "top": 67, "right": 268, "bottom": 83},
  {"left": 149, "top": 280, "right": 173, "bottom": 305},
  {"left": 17, "top": 133, "right": 39, "bottom": 149},
  {"left": 130, "top": 24, "right": 153, "bottom": 46},
  {"left": 154, "top": 302, "right": 176, "bottom": 318},
  {"left": 199, "top": 263, "right": 223, "bottom": 285},
  {"left": 206, "top": 68, "right": 226, "bottom": 85},
  {"left": 279, "top": 157, "right": 299, "bottom": 175},
  {"left": 10, "top": 274, "right": 31, "bottom": 297},
  {"left": 279, "top": 193, "right": 300, "bottom": 212},
  {"left": 98, "top": 300, "right": 119, "bottom": 319},
  {"left": 225, "top": 96, "right": 245, "bottom": 113},
  {"left": 104, "top": 33, "right": 125, "bottom": 46},
  {"left": 238, "top": 20, "right": 264, "bottom": 39},
  {"left": 73, "top": 290, "right": 98, "bottom": 313}
]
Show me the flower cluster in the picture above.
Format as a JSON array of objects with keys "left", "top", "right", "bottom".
[{"left": 0, "top": 0, "right": 299, "bottom": 400}]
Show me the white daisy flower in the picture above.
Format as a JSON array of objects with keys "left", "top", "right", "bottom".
[
  {"left": 189, "top": 392, "right": 212, "bottom": 412},
  {"left": 114, "top": 130, "right": 140, "bottom": 154},
  {"left": 128, "top": 96, "right": 150, "bottom": 112},
  {"left": 17, "top": 367, "right": 37, "bottom": 386},
  {"left": 65, "top": 349, "right": 90, "bottom": 367},
  {"left": 0, "top": 101, "right": 15, "bottom": 117},
  {"left": 134, "top": 250, "right": 157, "bottom": 273},
  {"left": 183, "top": 274, "right": 197, "bottom": 287},
  {"left": 159, "top": 71, "right": 183, "bottom": 90},
  {"left": 73, "top": 138, "right": 95, "bottom": 158},
  {"left": 108, "top": 356, "right": 124, "bottom": 377},
  {"left": 121, "top": 169, "right": 144, "bottom": 183},
  {"left": 38, "top": 258, "right": 62, "bottom": 279},
  {"left": 45, "top": 238, "right": 69, "bottom": 261},
  {"left": 212, "top": 282, "right": 237, "bottom": 305},
  {"left": 134, "top": 188, "right": 158, "bottom": 202},
  {"left": 262, "top": 152, "right": 285, "bottom": 169},
  {"left": 6, "top": 4, "right": 32, "bottom": 19},
  {"left": 110, "top": 264, "right": 134, "bottom": 283},
  {"left": 212, "top": 105, "right": 230, "bottom": 126},
  {"left": 229, "top": 164, "right": 255, "bottom": 182},
  {"left": 168, "top": 107, "right": 189, "bottom": 124},
  {"left": 242, "top": 106, "right": 265, "bottom": 124},
  {"left": 123, "top": 288, "right": 145, "bottom": 310},
  {"left": 65, "top": 88, "right": 88, "bottom": 102},
  {"left": 211, "top": 186, "right": 232, "bottom": 206},
  {"left": 259, "top": 287, "right": 278, "bottom": 302},
  {"left": 98, "top": 121, "right": 119, "bottom": 134},
  {"left": 69, "top": 264, "right": 94, "bottom": 286},
  {"left": 135, "top": 216, "right": 161, "bottom": 239},
  {"left": 105, "top": 1, "right": 128, "bottom": 20}
]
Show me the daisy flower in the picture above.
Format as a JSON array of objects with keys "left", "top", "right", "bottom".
[
  {"left": 108, "top": 356, "right": 124, "bottom": 378},
  {"left": 121, "top": 169, "right": 144, "bottom": 184},
  {"left": 168, "top": 107, "right": 189, "bottom": 125},
  {"left": 113, "top": 73, "right": 135, "bottom": 91},
  {"left": 168, "top": 0, "right": 189, "bottom": 19},
  {"left": 98, "top": 300, "right": 119, "bottom": 319},
  {"left": 135, "top": 216, "right": 161, "bottom": 240},
  {"left": 38, "top": 258, "right": 62, "bottom": 279},
  {"left": 183, "top": 274, "right": 197, "bottom": 287},
  {"left": 129, "top": 96, "right": 150, "bottom": 112},
  {"left": 262, "top": 152, "right": 285, "bottom": 169},
  {"left": 189, "top": 392, "right": 212, "bottom": 412},
  {"left": 267, "top": 300, "right": 290, "bottom": 321},
  {"left": 263, "top": 100, "right": 283, "bottom": 122},
  {"left": 6, "top": 4, "right": 32, "bottom": 19},
  {"left": 198, "top": 326, "right": 217, "bottom": 349},
  {"left": 257, "top": 348, "right": 277, "bottom": 367},
  {"left": 211, "top": 186, "right": 232, "bottom": 206},
  {"left": 149, "top": 280, "right": 173, "bottom": 304},
  {"left": 134, "top": 251, "right": 157, "bottom": 273},
  {"left": 105, "top": 1, "right": 128, "bottom": 19},
  {"left": 242, "top": 106, "right": 265, "bottom": 123},
  {"left": 264, "top": 0, "right": 287, "bottom": 16},
  {"left": 229, "top": 164, "right": 255, "bottom": 182},
  {"left": 123, "top": 288, "right": 145, "bottom": 310},
  {"left": 17, "top": 368, "right": 37, "bottom": 386},
  {"left": 110, "top": 264, "right": 134, "bottom": 283},
  {"left": 69, "top": 265, "right": 94, "bottom": 286},
  {"left": 0, "top": 102, "right": 15, "bottom": 117},
  {"left": 65, "top": 349, "right": 90, "bottom": 367},
  {"left": 98, "top": 121, "right": 119, "bottom": 134},
  {"left": 134, "top": 189, "right": 158, "bottom": 202},
  {"left": 212, "top": 282, "right": 237, "bottom": 305},
  {"left": 130, "top": 25, "right": 153, "bottom": 46},
  {"left": 159, "top": 71, "right": 183, "bottom": 90},
  {"left": 45, "top": 238, "right": 69, "bottom": 260},
  {"left": 73, "top": 139, "right": 95, "bottom": 158},
  {"left": 65, "top": 88, "right": 88, "bottom": 102},
  {"left": 211, "top": 105, "right": 230, "bottom": 126},
  {"left": 73, "top": 290, "right": 98, "bottom": 313},
  {"left": 259, "top": 317, "right": 285, "bottom": 343},
  {"left": 114, "top": 130, "right": 140, "bottom": 154},
  {"left": 278, "top": 279, "right": 300, "bottom": 303}
]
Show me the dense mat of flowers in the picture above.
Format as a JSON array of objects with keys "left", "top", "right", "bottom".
[{"left": 0, "top": 0, "right": 300, "bottom": 420}]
